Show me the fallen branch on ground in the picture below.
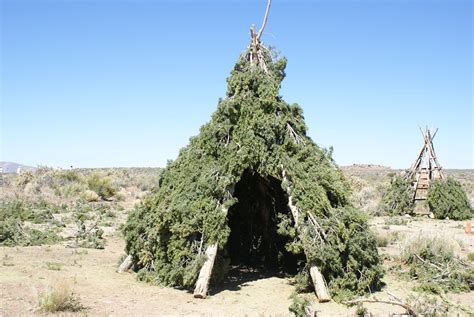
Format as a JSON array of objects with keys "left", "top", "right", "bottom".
[{"left": 344, "top": 294, "right": 418, "bottom": 316}]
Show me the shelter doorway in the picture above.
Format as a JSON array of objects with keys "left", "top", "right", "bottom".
[{"left": 226, "top": 170, "right": 301, "bottom": 273}]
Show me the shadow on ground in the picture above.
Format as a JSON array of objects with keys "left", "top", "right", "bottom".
[{"left": 210, "top": 266, "right": 289, "bottom": 295}]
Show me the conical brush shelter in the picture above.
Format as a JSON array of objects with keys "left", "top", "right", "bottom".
[{"left": 122, "top": 0, "right": 383, "bottom": 301}]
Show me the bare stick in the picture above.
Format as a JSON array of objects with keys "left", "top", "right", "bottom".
[
  {"left": 257, "top": 0, "right": 272, "bottom": 40},
  {"left": 413, "top": 253, "right": 443, "bottom": 271},
  {"left": 344, "top": 298, "right": 418, "bottom": 316}
]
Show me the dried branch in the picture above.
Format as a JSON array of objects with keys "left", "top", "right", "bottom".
[
  {"left": 257, "top": 0, "right": 272, "bottom": 40},
  {"left": 344, "top": 296, "right": 418, "bottom": 316},
  {"left": 440, "top": 293, "right": 474, "bottom": 315},
  {"left": 286, "top": 123, "right": 303, "bottom": 144},
  {"left": 413, "top": 254, "right": 444, "bottom": 271}
]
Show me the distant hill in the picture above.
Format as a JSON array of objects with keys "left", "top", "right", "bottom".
[{"left": 0, "top": 162, "right": 36, "bottom": 173}]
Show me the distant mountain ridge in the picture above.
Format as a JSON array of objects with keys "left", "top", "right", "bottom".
[{"left": 0, "top": 162, "right": 36, "bottom": 173}]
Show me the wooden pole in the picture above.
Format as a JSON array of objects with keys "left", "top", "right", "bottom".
[
  {"left": 117, "top": 255, "right": 133, "bottom": 273},
  {"left": 257, "top": 0, "right": 272, "bottom": 40},
  {"left": 309, "top": 266, "right": 331, "bottom": 302},
  {"left": 193, "top": 243, "right": 218, "bottom": 299}
]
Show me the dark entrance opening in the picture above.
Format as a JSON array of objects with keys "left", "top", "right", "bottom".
[{"left": 226, "top": 169, "right": 301, "bottom": 274}]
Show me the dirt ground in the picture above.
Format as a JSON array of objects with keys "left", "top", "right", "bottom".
[{"left": 1, "top": 216, "right": 473, "bottom": 316}]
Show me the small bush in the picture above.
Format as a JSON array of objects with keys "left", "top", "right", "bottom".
[
  {"left": 354, "top": 303, "right": 370, "bottom": 317},
  {"left": 82, "top": 190, "right": 100, "bottom": 202},
  {"left": 57, "top": 170, "right": 81, "bottom": 183},
  {"left": 288, "top": 293, "right": 312, "bottom": 317},
  {"left": 74, "top": 215, "right": 105, "bottom": 249},
  {"left": 467, "top": 252, "right": 474, "bottom": 262},
  {"left": 46, "top": 262, "right": 63, "bottom": 271},
  {"left": 379, "top": 176, "right": 414, "bottom": 216},
  {"left": 38, "top": 284, "right": 84, "bottom": 312},
  {"left": 292, "top": 270, "right": 312, "bottom": 293},
  {"left": 87, "top": 174, "right": 117, "bottom": 200},
  {"left": 16, "top": 171, "right": 34, "bottom": 187},
  {"left": 384, "top": 216, "right": 408, "bottom": 226},
  {"left": 375, "top": 233, "right": 389, "bottom": 247},
  {"left": 0, "top": 218, "right": 24, "bottom": 246},
  {"left": 427, "top": 178, "right": 473, "bottom": 220},
  {"left": 59, "top": 182, "right": 87, "bottom": 198}
]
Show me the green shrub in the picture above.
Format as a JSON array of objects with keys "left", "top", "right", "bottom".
[
  {"left": 57, "top": 170, "right": 81, "bottom": 183},
  {"left": 379, "top": 175, "right": 414, "bottom": 215},
  {"left": 288, "top": 293, "right": 312, "bottom": 317},
  {"left": 427, "top": 178, "right": 473, "bottom": 220},
  {"left": 74, "top": 213, "right": 105, "bottom": 249},
  {"left": 87, "top": 174, "right": 117, "bottom": 200},
  {"left": 467, "top": 252, "right": 474, "bottom": 262},
  {"left": 59, "top": 182, "right": 87, "bottom": 198},
  {"left": 292, "top": 270, "right": 312, "bottom": 293},
  {"left": 77, "top": 227, "right": 105, "bottom": 249},
  {"left": 0, "top": 218, "right": 24, "bottom": 246}
]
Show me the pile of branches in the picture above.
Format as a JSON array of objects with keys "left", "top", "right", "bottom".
[
  {"left": 0, "top": 200, "right": 63, "bottom": 247},
  {"left": 427, "top": 177, "right": 473, "bottom": 220},
  {"left": 378, "top": 175, "right": 414, "bottom": 216},
  {"left": 343, "top": 292, "right": 474, "bottom": 316},
  {"left": 399, "top": 235, "right": 474, "bottom": 294}
]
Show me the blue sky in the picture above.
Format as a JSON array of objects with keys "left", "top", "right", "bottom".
[{"left": 1, "top": 0, "right": 472, "bottom": 169}]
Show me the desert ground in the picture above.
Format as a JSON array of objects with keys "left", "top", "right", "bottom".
[{"left": 1, "top": 166, "right": 473, "bottom": 316}]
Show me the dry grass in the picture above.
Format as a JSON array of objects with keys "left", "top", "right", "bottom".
[
  {"left": 375, "top": 231, "right": 399, "bottom": 247},
  {"left": 398, "top": 233, "right": 459, "bottom": 263},
  {"left": 38, "top": 283, "right": 84, "bottom": 312}
]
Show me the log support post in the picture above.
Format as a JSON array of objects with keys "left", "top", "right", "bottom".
[
  {"left": 193, "top": 243, "right": 218, "bottom": 299},
  {"left": 310, "top": 265, "right": 331, "bottom": 302},
  {"left": 117, "top": 255, "right": 133, "bottom": 273}
]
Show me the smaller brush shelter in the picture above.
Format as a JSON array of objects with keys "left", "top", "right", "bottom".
[{"left": 405, "top": 128, "right": 444, "bottom": 212}]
